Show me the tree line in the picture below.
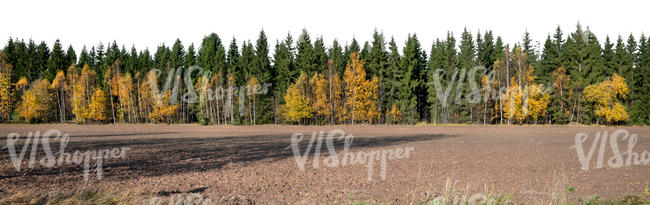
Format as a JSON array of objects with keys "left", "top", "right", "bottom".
[{"left": 0, "top": 23, "right": 648, "bottom": 125}]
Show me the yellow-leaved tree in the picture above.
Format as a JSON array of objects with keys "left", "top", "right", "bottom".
[
  {"left": 524, "top": 73, "right": 551, "bottom": 124},
  {"left": 72, "top": 64, "right": 96, "bottom": 123},
  {"left": 343, "top": 52, "right": 380, "bottom": 124},
  {"left": 118, "top": 73, "right": 135, "bottom": 122},
  {"left": 88, "top": 88, "right": 107, "bottom": 121},
  {"left": 148, "top": 91, "right": 179, "bottom": 123},
  {"left": 51, "top": 70, "right": 66, "bottom": 122},
  {"left": 247, "top": 76, "right": 259, "bottom": 125},
  {"left": 0, "top": 70, "right": 11, "bottom": 122},
  {"left": 583, "top": 73, "right": 629, "bottom": 124},
  {"left": 310, "top": 73, "right": 330, "bottom": 123},
  {"left": 525, "top": 82, "right": 551, "bottom": 124},
  {"left": 19, "top": 79, "right": 51, "bottom": 123},
  {"left": 501, "top": 77, "right": 525, "bottom": 123},
  {"left": 386, "top": 103, "right": 402, "bottom": 124},
  {"left": 0, "top": 51, "right": 12, "bottom": 122},
  {"left": 330, "top": 72, "right": 344, "bottom": 124},
  {"left": 283, "top": 72, "right": 313, "bottom": 123}
]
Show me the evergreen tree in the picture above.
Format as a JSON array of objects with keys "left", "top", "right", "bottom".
[
  {"left": 384, "top": 37, "right": 401, "bottom": 122},
  {"left": 456, "top": 28, "right": 477, "bottom": 123},
  {"left": 477, "top": 30, "right": 496, "bottom": 72},
  {"left": 367, "top": 30, "right": 389, "bottom": 118},
  {"left": 45, "top": 39, "right": 66, "bottom": 81},
  {"left": 65, "top": 45, "right": 76, "bottom": 69},
  {"left": 360, "top": 41, "right": 371, "bottom": 62},
  {"left": 184, "top": 43, "right": 196, "bottom": 69},
  {"left": 253, "top": 30, "right": 273, "bottom": 124},
  {"left": 398, "top": 34, "right": 426, "bottom": 123},
  {"left": 78, "top": 46, "right": 91, "bottom": 70},
  {"left": 328, "top": 39, "right": 345, "bottom": 75},
  {"left": 629, "top": 34, "right": 647, "bottom": 124},
  {"left": 170, "top": 39, "right": 185, "bottom": 70},
  {"left": 427, "top": 39, "right": 446, "bottom": 123},
  {"left": 295, "top": 29, "right": 315, "bottom": 75},
  {"left": 313, "top": 37, "right": 328, "bottom": 74},
  {"left": 239, "top": 41, "right": 255, "bottom": 85},
  {"left": 601, "top": 36, "right": 616, "bottom": 76},
  {"left": 522, "top": 30, "right": 537, "bottom": 65},
  {"left": 272, "top": 34, "right": 295, "bottom": 124},
  {"left": 198, "top": 33, "right": 227, "bottom": 74}
]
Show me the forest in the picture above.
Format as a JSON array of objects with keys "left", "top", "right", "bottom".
[{"left": 0, "top": 23, "right": 648, "bottom": 125}]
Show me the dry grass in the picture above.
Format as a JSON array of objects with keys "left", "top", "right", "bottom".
[{"left": 0, "top": 189, "right": 150, "bottom": 205}]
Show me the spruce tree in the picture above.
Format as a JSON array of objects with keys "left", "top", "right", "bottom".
[
  {"left": 385, "top": 37, "right": 401, "bottom": 121},
  {"left": 398, "top": 34, "right": 426, "bottom": 123},
  {"left": 46, "top": 39, "right": 66, "bottom": 81},
  {"left": 601, "top": 36, "right": 616, "bottom": 76},
  {"left": 253, "top": 30, "right": 273, "bottom": 124},
  {"left": 65, "top": 45, "right": 76, "bottom": 68},
  {"left": 456, "top": 28, "right": 477, "bottom": 123},
  {"left": 328, "top": 39, "right": 345, "bottom": 75},
  {"left": 368, "top": 30, "right": 389, "bottom": 118},
  {"left": 313, "top": 37, "right": 328, "bottom": 74},
  {"left": 295, "top": 29, "right": 315, "bottom": 75}
]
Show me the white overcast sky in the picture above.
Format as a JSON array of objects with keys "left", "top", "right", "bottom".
[{"left": 2, "top": 0, "right": 649, "bottom": 55}]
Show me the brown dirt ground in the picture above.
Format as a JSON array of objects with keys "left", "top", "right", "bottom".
[{"left": 0, "top": 124, "right": 648, "bottom": 204}]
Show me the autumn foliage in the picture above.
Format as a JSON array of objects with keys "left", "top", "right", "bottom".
[{"left": 583, "top": 73, "right": 629, "bottom": 124}]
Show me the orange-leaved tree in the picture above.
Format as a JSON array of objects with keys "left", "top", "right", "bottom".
[
  {"left": 310, "top": 73, "right": 330, "bottom": 123},
  {"left": 343, "top": 52, "right": 380, "bottom": 124}
]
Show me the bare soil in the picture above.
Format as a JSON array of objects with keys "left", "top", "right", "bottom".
[{"left": 0, "top": 124, "right": 648, "bottom": 204}]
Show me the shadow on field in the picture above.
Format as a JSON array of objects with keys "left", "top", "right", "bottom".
[
  {"left": 0, "top": 132, "right": 179, "bottom": 140},
  {"left": 0, "top": 133, "right": 451, "bottom": 180}
]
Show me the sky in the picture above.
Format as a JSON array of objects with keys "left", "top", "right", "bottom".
[{"left": 1, "top": 0, "right": 649, "bottom": 55}]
